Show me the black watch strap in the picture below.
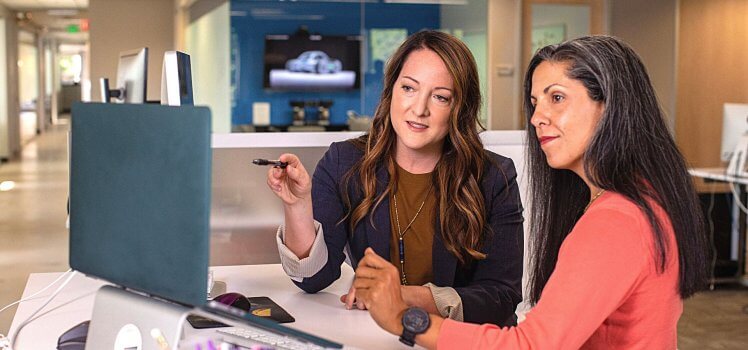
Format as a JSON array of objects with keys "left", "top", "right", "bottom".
[
  {"left": 399, "top": 329, "right": 417, "bottom": 347},
  {"left": 399, "top": 307, "right": 430, "bottom": 347}
]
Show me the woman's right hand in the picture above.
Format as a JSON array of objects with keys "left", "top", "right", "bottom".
[{"left": 266, "top": 153, "right": 311, "bottom": 206}]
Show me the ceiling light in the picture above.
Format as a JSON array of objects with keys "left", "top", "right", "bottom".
[{"left": 48, "top": 9, "right": 79, "bottom": 17}]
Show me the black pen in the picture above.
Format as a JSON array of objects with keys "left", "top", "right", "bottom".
[{"left": 252, "top": 159, "right": 288, "bottom": 168}]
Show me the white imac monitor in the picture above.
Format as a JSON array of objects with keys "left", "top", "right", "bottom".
[
  {"left": 160, "top": 51, "right": 193, "bottom": 106},
  {"left": 721, "top": 103, "right": 748, "bottom": 162},
  {"left": 99, "top": 48, "right": 148, "bottom": 103},
  {"left": 720, "top": 103, "right": 748, "bottom": 176},
  {"left": 116, "top": 48, "right": 148, "bottom": 103}
]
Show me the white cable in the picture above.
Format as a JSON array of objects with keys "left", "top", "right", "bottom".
[
  {"left": 723, "top": 166, "right": 748, "bottom": 212},
  {"left": 706, "top": 182, "right": 717, "bottom": 290},
  {"left": 0, "top": 289, "right": 97, "bottom": 350},
  {"left": 170, "top": 316, "right": 188, "bottom": 350},
  {"left": 10, "top": 270, "right": 78, "bottom": 349},
  {"left": 728, "top": 181, "right": 748, "bottom": 214},
  {"left": 0, "top": 269, "right": 72, "bottom": 315},
  {"left": 21, "top": 290, "right": 97, "bottom": 327}
]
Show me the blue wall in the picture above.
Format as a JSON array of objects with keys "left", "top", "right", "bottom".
[{"left": 230, "top": 0, "right": 440, "bottom": 126}]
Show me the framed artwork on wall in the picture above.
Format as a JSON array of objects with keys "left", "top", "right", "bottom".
[{"left": 531, "top": 23, "right": 566, "bottom": 55}]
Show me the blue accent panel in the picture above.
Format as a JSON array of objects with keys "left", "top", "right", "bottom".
[{"left": 230, "top": 0, "right": 440, "bottom": 126}]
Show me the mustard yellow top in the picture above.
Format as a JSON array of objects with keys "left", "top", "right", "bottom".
[{"left": 388, "top": 163, "right": 436, "bottom": 286}]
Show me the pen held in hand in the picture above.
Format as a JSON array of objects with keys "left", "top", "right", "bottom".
[{"left": 252, "top": 158, "right": 288, "bottom": 168}]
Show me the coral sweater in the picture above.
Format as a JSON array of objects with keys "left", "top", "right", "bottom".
[{"left": 438, "top": 192, "right": 682, "bottom": 349}]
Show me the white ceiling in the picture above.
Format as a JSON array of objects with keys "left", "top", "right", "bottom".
[
  {"left": 3, "top": 1, "right": 89, "bottom": 43},
  {"left": 0, "top": 0, "right": 87, "bottom": 10}
]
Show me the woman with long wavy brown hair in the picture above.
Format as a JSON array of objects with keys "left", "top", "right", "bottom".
[{"left": 265, "top": 30, "right": 524, "bottom": 326}]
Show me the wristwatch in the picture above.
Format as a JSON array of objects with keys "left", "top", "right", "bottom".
[{"left": 399, "top": 307, "right": 431, "bottom": 347}]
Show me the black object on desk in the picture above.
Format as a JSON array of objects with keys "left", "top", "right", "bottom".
[
  {"left": 188, "top": 296, "right": 295, "bottom": 329},
  {"left": 248, "top": 296, "right": 295, "bottom": 323},
  {"left": 57, "top": 320, "right": 89, "bottom": 350}
]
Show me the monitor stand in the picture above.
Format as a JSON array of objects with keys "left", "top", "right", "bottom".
[
  {"left": 99, "top": 78, "right": 124, "bottom": 103},
  {"left": 85, "top": 285, "right": 190, "bottom": 350},
  {"left": 206, "top": 269, "right": 227, "bottom": 298},
  {"left": 209, "top": 280, "right": 227, "bottom": 298}
]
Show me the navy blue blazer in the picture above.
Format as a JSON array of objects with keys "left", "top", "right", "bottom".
[{"left": 294, "top": 140, "right": 524, "bottom": 326}]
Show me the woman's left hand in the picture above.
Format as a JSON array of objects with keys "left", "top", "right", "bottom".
[
  {"left": 353, "top": 248, "right": 409, "bottom": 335},
  {"left": 339, "top": 284, "right": 367, "bottom": 310}
]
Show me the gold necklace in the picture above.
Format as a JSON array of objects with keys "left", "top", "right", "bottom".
[
  {"left": 393, "top": 188, "right": 430, "bottom": 285},
  {"left": 584, "top": 189, "right": 606, "bottom": 213}
]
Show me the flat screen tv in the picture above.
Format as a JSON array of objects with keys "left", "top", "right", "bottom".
[{"left": 264, "top": 34, "right": 361, "bottom": 91}]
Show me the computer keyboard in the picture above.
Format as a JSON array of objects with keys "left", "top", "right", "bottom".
[
  {"left": 202, "top": 300, "right": 341, "bottom": 349},
  {"left": 217, "top": 326, "right": 327, "bottom": 350}
]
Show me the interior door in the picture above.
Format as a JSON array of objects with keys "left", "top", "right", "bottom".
[{"left": 519, "top": 0, "right": 604, "bottom": 128}]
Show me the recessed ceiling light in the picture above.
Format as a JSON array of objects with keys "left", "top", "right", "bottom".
[{"left": 48, "top": 9, "right": 79, "bottom": 16}]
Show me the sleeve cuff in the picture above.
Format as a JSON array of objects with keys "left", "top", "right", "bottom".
[
  {"left": 277, "top": 221, "right": 328, "bottom": 282},
  {"left": 425, "top": 283, "right": 464, "bottom": 321}
]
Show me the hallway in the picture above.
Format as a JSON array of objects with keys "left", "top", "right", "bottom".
[{"left": 0, "top": 123, "right": 69, "bottom": 334}]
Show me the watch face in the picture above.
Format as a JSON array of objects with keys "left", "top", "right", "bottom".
[{"left": 403, "top": 308, "right": 430, "bottom": 333}]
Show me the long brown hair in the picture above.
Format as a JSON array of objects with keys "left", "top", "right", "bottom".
[{"left": 341, "top": 30, "right": 489, "bottom": 264}]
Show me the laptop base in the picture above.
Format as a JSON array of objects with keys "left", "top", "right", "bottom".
[{"left": 85, "top": 285, "right": 189, "bottom": 350}]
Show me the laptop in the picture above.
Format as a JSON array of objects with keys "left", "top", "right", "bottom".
[{"left": 70, "top": 102, "right": 212, "bottom": 307}]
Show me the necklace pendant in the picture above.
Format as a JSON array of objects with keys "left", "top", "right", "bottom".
[
  {"left": 399, "top": 259, "right": 407, "bottom": 285},
  {"left": 393, "top": 191, "right": 428, "bottom": 289}
]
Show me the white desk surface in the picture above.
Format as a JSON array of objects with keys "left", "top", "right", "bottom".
[
  {"left": 9, "top": 264, "right": 413, "bottom": 350},
  {"left": 689, "top": 167, "right": 748, "bottom": 185}
]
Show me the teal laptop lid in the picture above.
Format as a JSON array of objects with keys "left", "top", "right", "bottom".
[{"left": 70, "top": 102, "right": 211, "bottom": 307}]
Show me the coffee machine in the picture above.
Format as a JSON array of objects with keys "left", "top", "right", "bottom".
[{"left": 289, "top": 100, "right": 334, "bottom": 126}]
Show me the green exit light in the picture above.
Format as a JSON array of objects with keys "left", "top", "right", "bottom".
[{"left": 66, "top": 24, "right": 80, "bottom": 33}]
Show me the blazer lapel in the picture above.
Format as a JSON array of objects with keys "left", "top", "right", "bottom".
[{"left": 363, "top": 165, "right": 392, "bottom": 261}]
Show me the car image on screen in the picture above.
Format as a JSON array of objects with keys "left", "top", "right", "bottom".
[{"left": 285, "top": 51, "right": 343, "bottom": 74}]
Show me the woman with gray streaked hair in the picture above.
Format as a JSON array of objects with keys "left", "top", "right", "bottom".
[{"left": 352, "top": 35, "right": 711, "bottom": 349}]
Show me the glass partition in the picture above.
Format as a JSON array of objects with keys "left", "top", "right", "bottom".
[
  {"left": 229, "top": 0, "right": 488, "bottom": 131},
  {"left": 530, "top": 4, "right": 590, "bottom": 56}
]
